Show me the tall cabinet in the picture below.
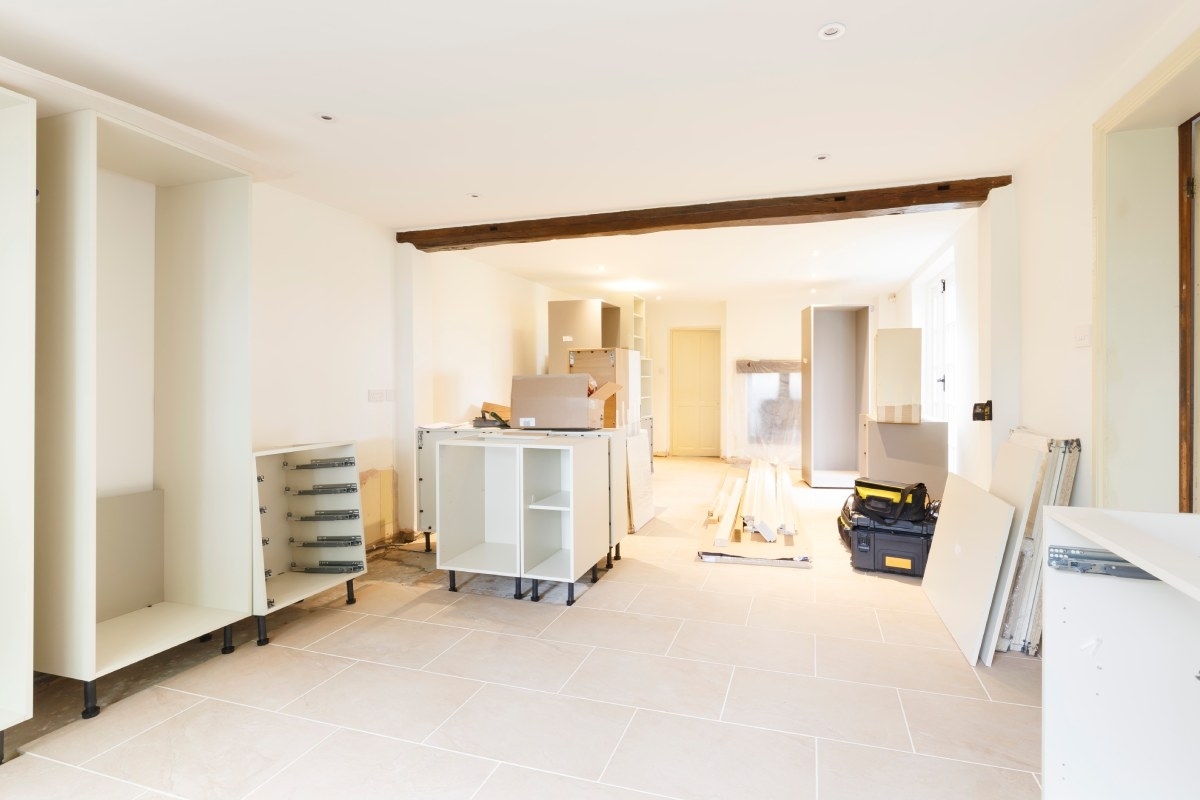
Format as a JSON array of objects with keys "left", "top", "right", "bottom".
[
  {"left": 0, "top": 86, "right": 36, "bottom": 760},
  {"left": 34, "top": 110, "right": 253, "bottom": 717},
  {"left": 801, "top": 305, "right": 871, "bottom": 489}
]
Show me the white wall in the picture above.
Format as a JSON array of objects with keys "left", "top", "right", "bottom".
[
  {"left": 96, "top": 169, "right": 156, "bottom": 495},
  {"left": 250, "top": 184, "right": 396, "bottom": 469}
]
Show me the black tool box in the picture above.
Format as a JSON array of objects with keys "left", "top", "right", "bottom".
[{"left": 838, "top": 494, "right": 936, "bottom": 577}]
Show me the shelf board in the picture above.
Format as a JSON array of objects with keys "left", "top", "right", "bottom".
[
  {"left": 524, "top": 549, "right": 573, "bottom": 581},
  {"left": 263, "top": 570, "right": 354, "bottom": 613},
  {"left": 96, "top": 602, "right": 243, "bottom": 678},
  {"left": 528, "top": 490, "right": 571, "bottom": 510},
  {"left": 438, "top": 541, "right": 519, "bottom": 576}
]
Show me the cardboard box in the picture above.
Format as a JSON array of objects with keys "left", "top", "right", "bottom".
[{"left": 510, "top": 374, "right": 622, "bottom": 430}]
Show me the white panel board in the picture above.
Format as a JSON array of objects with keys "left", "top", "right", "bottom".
[
  {"left": 921, "top": 473, "right": 1015, "bottom": 666},
  {"left": 1043, "top": 508, "right": 1200, "bottom": 799},
  {"left": 979, "top": 442, "right": 1045, "bottom": 665},
  {"left": 627, "top": 431, "right": 654, "bottom": 531}
]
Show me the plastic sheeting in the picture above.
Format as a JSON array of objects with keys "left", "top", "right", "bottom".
[{"left": 729, "top": 363, "right": 803, "bottom": 467}]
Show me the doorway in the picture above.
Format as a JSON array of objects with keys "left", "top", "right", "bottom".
[{"left": 670, "top": 329, "right": 720, "bottom": 457}]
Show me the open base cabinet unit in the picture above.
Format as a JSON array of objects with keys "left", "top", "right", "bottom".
[
  {"left": 0, "top": 86, "right": 37, "bottom": 760},
  {"left": 33, "top": 109, "right": 253, "bottom": 718},
  {"left": 436, "top": 435, "right": 610, "bottom": 605},
  {"left": 252, "top": 442, "right": 366, "bottom": 643}
]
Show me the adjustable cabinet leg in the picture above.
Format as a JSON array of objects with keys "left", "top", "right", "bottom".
[
  {"left": 424, "top": 532, "right": 432, "bottom": 552},
  {"left": 345, "top": 578, "right": 357, "bottom": 605},
  {"left": 567, "top": 582, "right": 575, "bottom": 606},
  {"left": 513, "top": 576, "right": 522, "bottom": 600},
  {"left": 591, "top": 564, "right": 599, "bottom": 583},
  {"left": 256, "top": 615, "right": 269, "bottom": 646},
  {"left": 82, "top": 680, "right": 99, "bottom": 719},
  {"left": 1, "top": 729, "right": 5, "bottom": 764},
  {"left": 448, "top": 570, "right": 457, "bottom": 592},
  {"left": 531, "top": 579, "right": 540, "bottom": 602},
  {"left": 615, "top": 542, "right": 621, "bottom": 561},
  {"left": 221, "top": 624, "right": 235, "bottom": 655},
  {"left": 196, "top": 632, "right": 213, "bottom": 643},
  {"left": 606, "top": 548, "right": 613, "bottom": 569}
]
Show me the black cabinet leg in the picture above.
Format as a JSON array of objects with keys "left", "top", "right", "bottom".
[
  {"left": 615, "top": 542, "right": 622, "bottom": 561},
  {"left": 345, "top": 578, "right": 357, "bottom": 605},
  {"left": 606, "top": 548, "right": 613, "bottom": 569},
  {"left": 221, "top": 624, "right": 235, "bottom": 655},
  {"left": 531, "top": 579, "right": 540, "bottom": 602},
  {"left": 513, "top": 576, "right": 522, "bottom": 600},
  {"left": 591, "top": 564, "right": 599, "bottom": 583},
  {"left": 567, "top": 582, "right": 575, "bottom": 606},
  {"left": 1, "top": 729, "right": 5, "bottom": 764},
  {"left": 196, "top": 632, "right": 213, "bottom": 643},
  {"left": 82, "top": 680, "right": 99, "bottom": 719},
  {"left": 448, "top": 570, "right": 457, "bottom": 592},
  {"left": 256, "top": 615, "right": 269, "bottom": 646},
  {"left": 424, "top": 532, "right": 432, "bottom": 552}
]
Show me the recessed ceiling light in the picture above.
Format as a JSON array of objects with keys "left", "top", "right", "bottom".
[
  {"left": 817, "top": 22, "right": 846, "bottom": 41},
  {"left": 814, "top": 153, "right": 831, "bottom": 162},
  {"left": 597, "top": 265, "right": 606, "bottom": 273},
  {"left": 655, "top": 295, "right": 662, "bottom": 301},
  {"left": 316, "top": 113, "right": 335, "bottom": 122},
  {"left": 810, "top": 288, "right": 818, "bottom": 294},
  {"left": 812, "top": 250, "right": 821, "bottom": 257},
  {"left": 468, "top": 193, "right": 480, "bottom": 198}
]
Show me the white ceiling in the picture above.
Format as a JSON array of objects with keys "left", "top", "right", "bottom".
[{"left": 0, "top": 0, "right": 1188, "bottom": 300}]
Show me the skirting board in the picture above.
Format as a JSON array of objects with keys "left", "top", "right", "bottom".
[{"left": 922, "top": 473, "right": 1015, "bottom": 666}]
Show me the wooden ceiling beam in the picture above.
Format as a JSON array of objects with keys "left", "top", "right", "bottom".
[{"left": 395, "top": 175, "right": 1012, "bottom": 252}]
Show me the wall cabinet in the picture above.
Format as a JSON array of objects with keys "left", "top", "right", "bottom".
[
  {"left": 252, "top": 443, "right": 366, "bottom": 644},
  {"left": 33, "top": 110, "right": 252, "bottom": 718},
  {"left": 0, "top": 86, "right": 36, "bottom": 759},
  {"left": 436, "top": 435, "right": 610, "bottom": 604}
]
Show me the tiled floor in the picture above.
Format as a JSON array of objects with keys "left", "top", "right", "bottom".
[{"left": 0, "top": 457, "right": 1042, "bottom": 799}]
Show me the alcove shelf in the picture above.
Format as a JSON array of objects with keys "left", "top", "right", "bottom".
[{"left": 33, "top": 110, "right": 253, "bottom": 719}]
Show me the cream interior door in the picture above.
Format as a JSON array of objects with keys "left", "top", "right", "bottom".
[{"left": 671, "top": 329, "right": 720, "bottom": 456}]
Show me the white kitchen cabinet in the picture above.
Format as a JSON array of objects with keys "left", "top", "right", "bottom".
[
  {"left": 436, "top": 435, "right": 610, "bottom": 604},
  {"left": 801, "top": 305, "right": 871, "bottom": 488},
  {"left": 33, "top": 110, "right": 252, "bottom": 718},
  {"left": 0, "top": 85, "right": 36, "bottom": 760},
  {"left": 252, "top": 443, "right": 367, "bottom": 644}
]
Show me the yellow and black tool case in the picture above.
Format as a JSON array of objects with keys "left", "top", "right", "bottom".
[
  {"left": 851, "top": 477, "right": 932, "bottom": 524},
  {"left": 838, "top": 514, "right": 933, "bottom": 577},
  {"left": 839, "top": 482, "right": 938, "bottom": 577}
]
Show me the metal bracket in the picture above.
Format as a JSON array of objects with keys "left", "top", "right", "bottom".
[{"left": 1047, "top": 545, "right": 1158, "bottom": 580}]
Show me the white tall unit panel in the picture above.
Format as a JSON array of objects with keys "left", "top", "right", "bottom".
[
  {"left": 34, "top": 110, "right": 252, "bottom": 717},
  {"left": 801, "top": 305, "right": 870, "bottom": 488},
  {"left": 0, "top": 87, "right": 36, "bottom": 758},
  {"left": 252, "top": 443, "right": 366, "bottom": 644}
]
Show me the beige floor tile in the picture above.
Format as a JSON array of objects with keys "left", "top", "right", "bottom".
[
  {"left": 818, "top": 739, "right": 1041, "bottom": 800},
  {"left": 815, "top": 637, "right": 987, "bottom": 698},
  {"left": 561, "top": 648, "right": 732, "bottom": 719},
  {"left": 537, "top": 607, "right": 682, "bottom": 655},
  {"left": 569, "top": 579, "right": 645, "bottom": 611},
  {"left": 602, "top": 709, "right": 816, "bottom": 800},
  {"left": 323, "top": 580, "right": 459, "bottom": 621},
  {"left": 246, "top": 727, "right": 495, "bottom": 799},
  {"left": 699, "top": 563, "right": 816, "bottom": 602},
  {"left": 0, "top": 754, "right": 146, "bottom": 799},
  {"left": 21, "top": 687, "right": 202, "bottom": 765},
  {"left": 280, "top": 660, "right": 482, "bottom": 741},
  {"left": 267, "top": 607, "right": 365, "bottom": 648},
  {"left": 425, "top": 592, "right": 566, "bottom": 636},
  {"left": 900, "top": 690, "right": 1042, "bottom": 771},
  {"left": 877, "top": 608, "right": 958, "bottom": 650},
  {"left": 668, "top": 620, "right": 815, "bottom": 675},
  {"left": 304, "top": 615, "right": 469, "bottom": 668},
  {"left": 815, "top": 573, "right": 936, "bottom": 613},
  {"left": 83, "top": 699, "right": 333, "bottom": 799},
  {"left": 722, "top": 667, "right": 912, "bottom": 750},
  {"left": 423, "top": 629, "right": 593, "bottom": 692},
  {"left": 425, "top": 683, "right": 633, "bottom": 780},
  {"left": 474, "top": 764, "right": 652, "bottom": 800},
  {"left": 747, "top": 596, "right": 883, "bottom": 641},
  {"left": 603, "top": 556, "right": 712, "bottom": 589},
  {"left": 975, "top": 653, "right": 1042, "bottom": 706},
  {"left": 625, "top": 584, "right": 753, "bottom": 625},
  {"left": 158, "top": 643, "right": 354, "bottom": 710}
]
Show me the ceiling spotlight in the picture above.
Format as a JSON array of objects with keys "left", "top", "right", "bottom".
[
  {"left": 810, "top": 288, "right": 818, "bottom": 294},
  {"left": 655, "top": 295, "right": 662, "bottom": 301},
  {"left": 316, "top": 113, "right": 335, "bottom": 122},
  {"left": 817, "top": 22, "right": 846, "bottom": 41},
  {"left": 597, "top": 265, "right": 606, "bottom": 273}
]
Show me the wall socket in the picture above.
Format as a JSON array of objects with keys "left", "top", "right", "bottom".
[{"left": 367, "top": 388, "right": 394, "bottom": 403}]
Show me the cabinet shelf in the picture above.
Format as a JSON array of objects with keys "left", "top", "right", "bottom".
[
  {"left": 439, "top": 542, "right": 519, "bottom": 577},
  {"left": 524, "top": 549, "right": 573, "bottom": 581},
  {"left": 95, "top": 602, "right": 242, "bottom": 677},
  {"left": 264, "top": 570, "right": 354, "bottom": 611},
  {"left": 529, "top": 491, "right": 571, "bottom": 510}
]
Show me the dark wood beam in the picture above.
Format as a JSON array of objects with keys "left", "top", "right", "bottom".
[{"left": 395, "top": 175, "right": 1013, "bottom": 252}]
